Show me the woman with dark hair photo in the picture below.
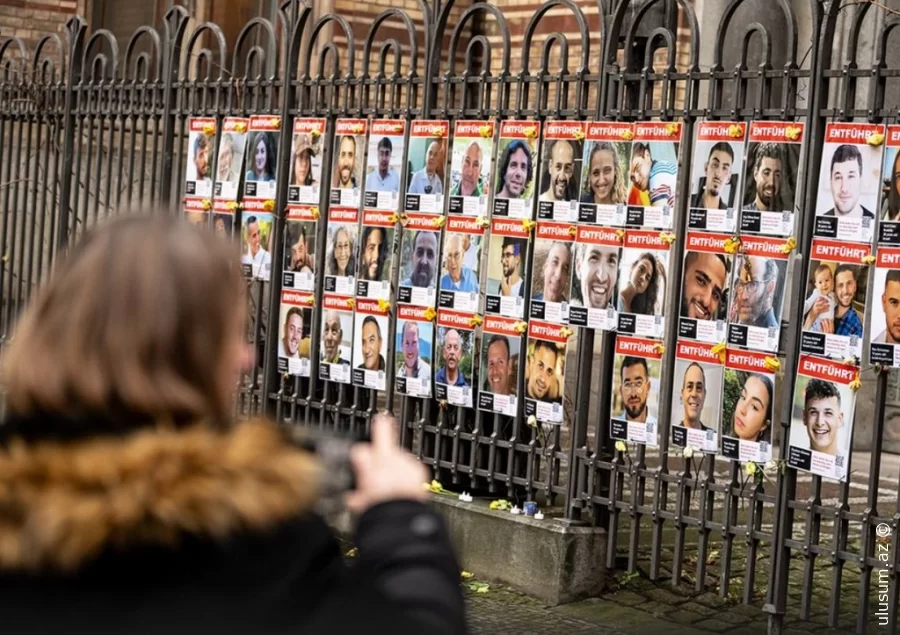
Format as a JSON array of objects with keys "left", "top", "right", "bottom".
[
  {"left": 580, "top": 141, "right": 627, "bottom": 205},
  {"left": 246, "top": 131, "right": 277, "bottom": 183},
  {"left": 618, "top": 252, "right": 665, "bottom": 315},
  {"left": 291, "top": 134, "right": 317, "bottom": 187},
  {"left": 729, "top": 372, "right": 773, "bottom": 443},
  {"left": 883, "top": 150, "right": 900, "bottom": 222}
]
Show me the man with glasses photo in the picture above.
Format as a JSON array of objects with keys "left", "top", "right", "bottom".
[
  {"left": 730, "top": 255, "right": 780, "bottom": 329},
  {"left": 440, "top": 234, "right": 479, "bottom": 294}
]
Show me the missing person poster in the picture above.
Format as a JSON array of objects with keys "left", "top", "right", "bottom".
[
  {"left": 331, "top": 118, "right": 368, "bottom": 209},
  {"left": 449, "top": 120, "right": 494, "bottom": 216},
  {"left": 537, "top": 120, "right": 585, "bottom": 222},
  {"left": 617, "top": 230, "right": 670, "bottom": 339},
  {"left": 352, "top": 298, "right": 389, "bottom": 391},
  {"left": 438, "top": 215, "right": 483, "bottom": 314},
  {"left": 879, "top": 125, "right": 900, "bottom": 245},
  {"left": 243, "top": 115, "right": 281, "bottom": 202},
  {"left": 435, "top": 309, "right": 476, "bottom": 407},
  {"left": 399, "top": 213, "right": 441, "bottom": 308},
  {"left": 568, "top": 224, "right": 621, "bottom": 330},
  {"left": 406, "top": 120, "right": 448, "bottom": 214},
  {"left": 396, "top": 305, "right": 434, "bottom": 398},
  {"left": 185, "top": 117, "right": 215, "bottom": 203},
  {"left": 240, "top": 211, "right": 274, "bottom": 281},
  {"left": 671, "top": 341, "right": 723, "bottom": 454},
  {"left": 524, "top": 320, "right": 569, "bottom": 424},
  {"left": 814, "top": 122, "right": 885, "bottom": 245},
  {"left": 687, "top": 121, "right": 746, "bottom": 234},
  {"left": 324, "top": 207, "right": 359, "bottom": 296},
  {"left": 215, "top": 116, "right": 248, "bottom": 202},
  {"left": 356, "top": 210, "right": 396, "bottom": 301},
  {"left": 485, "top": 218, "right": 529, "bottom": 318},
  {"left": 365, "top": 119, "right": 406, "bottom": 211},
  {"left": 277, "top": 291, "right": 312, "bottom": 378},
  {"left": 478, "top": 315, "right": 522, "bottom": 417},
  {"left": 319, "top": 293, "right": 354, "bottom": 384},
  {"left": 870, "top": 247, "right": 900, "bottom": 366},
  {"left": 288, "top": 118, "right": 326, "bottom": 206},
  {"left": 282, "top": 205, "right": 317, "bottom": 292},
  {"left": 493, "top": 120, "right": 540, "bottom": 219},
  {"left": 530, "top": 221, "right": 575, "bottom": 323},
  {"left": 740, "top": 121, "right": 805, "bottom": 237},
  {"left": 611, "top": 335, "right": 663, "bottom": 446},
  {"left": 679, "top": 231, "right": 732, "bottom": 343},
  {"left": 578, "top": 121, "right": 633, "bottom": 225},
  {"left": 720, "top": 349, "right": 776, "bottom": 463},
  {"left": 788, "top": 354, "right": 858, "bottom": 481},
  {"left": 801, "top": 239, "right": 869, "bottom": 362},
  {"left": 726, "top": 235, "right": 790, "bottom": 353},
  {"left": 626, "top": 122, "right": 682, "bottom": 229},
  {"left": 184, "top": 198, "right": 210, "bottom": 229}
]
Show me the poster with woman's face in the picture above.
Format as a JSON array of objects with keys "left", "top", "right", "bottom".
[
  {"left": 324, "top": 209, "right": 359, "bottom": 296},
  {"left": 616, "top": 230, "right": 670, "bottom": 340},
  {"left": 687, "top": 121, "right": 746, "bottom": 234},
  {"left": 578, "top": 122, "right": 633, "bottom": 225},
  {"left": 215, "top": 118, "right": 248, "bottom": 201},
  {"left": 720, "top": 349, "right": 776, "bottom": 463},
  {"left": 243, "top": 115, "right": 281, "bottom": 202},
  {"left": 484, "top": 219, "right": 529, "bottom": 319},
  {"left": 288, "top": 118, "right": 326, "bottom": 206}
]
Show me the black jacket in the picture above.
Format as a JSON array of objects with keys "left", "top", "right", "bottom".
[{"left": 0, "top": 417, "right": 466, "bottom": 635}]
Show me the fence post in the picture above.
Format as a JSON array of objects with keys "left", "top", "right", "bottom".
[
  {"left": 54, "top": 16, "right": 85, "bottom": 251},
  {"left": 159, "top": 7, "right": 190, "bottom": 209}
]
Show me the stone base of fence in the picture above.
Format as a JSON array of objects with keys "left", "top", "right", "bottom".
[{"left": 432, "top": 497, "right": 607, "bottom": 606}]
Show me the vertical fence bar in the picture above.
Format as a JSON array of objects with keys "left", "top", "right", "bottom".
[{"left": 55, "top": 17, "right": 86, "bottom": 251}]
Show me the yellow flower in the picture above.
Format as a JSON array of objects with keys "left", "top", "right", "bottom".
[
  {"left": 723, "top": 237, "right": 741, "bottom": 254},
  {"left": 568, "top": 225, "right": 578, "bottom": 236},
  {"left": 861, "top": 254, "right": 876, "bottom": 265},
  {"left": 745, "top": 462, "right": 757, "bottom": 477},
  {"left": 479, "top": 125, "right": 493, "bottom": 138},
  {"left": 659, "top": 231, "right": 676, "bottom": 245},
  {"left": 310, "top": 126, "right": 322, "bottom": 141},
  {"left": 476, "top": 216, "right": 490, "bottom": 228},
  {"left": 712, "top": 342, "right": 727, "bottom": 363},
  {"left": 262, "top": 200, "right": 276, "bottom": 212},
  {"left": 653, "top": 343, "right": 666, "bottom": 355},
  {"left": 842, "top": 356, "right": 858, "bottom": 366},
  {"left": 393, "top": 123, "right": 404, "bottom": 133},
  {"left": 867, "top": 131, "right": 885, "bottom": 147},
  {"left": 489, "top": 499, "right": 511, "bottom": 511},
  {"left": 377, "top": 299, "right": 391, "bottom": 313},
  {"left": 303, "top": 295, "right": 315, "bottom": 306},
  {"left": 428, "top": 479, "right": 444, "bottom": 493},
  {"left": 620, "top": 129, "right": 634, "bottom": 141},
  {"left": 615, "top": 440, "right": 627, "bottom": 453},
  {"left": 522, "top": 219, "right": 536, "bottom": 232},
  {"left": 785, "top": 125, "right": 802, "bottom": 141},
  {"left": 476, "top": 585, "right": 490, "bottom": 594},
  {"left": 573, "top": 129, "right": 585, "bottom": 141},
  {"left": 682, "top": 446, "right": 694, "bottom": 459},
  {"left": 432, "top": 216, "right": 447, "bottom": 228},
  {"left": 850, "top": 373, "right": 861, "bottom": 392},
  {"left": 615, "top": 229, "right": 626, "bottom": 242},
  {"left": 424, "top": 307, "right": 437, "bottom": 321},
  {"left": 763, "top": 357, "right": 781, "bottom": 372},
  {"left": 346, "top": 298, "right": 355, "bottom": 310},
  {"left": 513, "top": 321, "right": 528, "bottom": 334},
  {"left": 345, "top": 547, "right": 358, "bottom": 558},
  {"left": 438, "top": 400, "right": 448, "bottom": 410},
  {"left": 559, "top": 326, "right": 574, "bottom": 339},
  {"left": 351, "top": 123, "right": 364, "bottom": 134},
  {"left": 431, "top": 127, "right": 444, "bottom": 138},
  {"left": 233, "top": 122, "right": 247, "bottom": 133},
  {"left": 309, "top": 206, "right": 320, "bottom": 220},
  {"left": 398, "top": 213, "right": 409, "bottom": 227},
  {"left": 727, "top": 124, "right": 743, "bottom": 139},
  {"left": 469, "top": 315, "right": 483, "bottom": 327},
  {"left": 460, "top": 571, "right": 474, "bottom": 579},
  {"left": 226, "top": 201, "right": 241, "bottom": 211},
  {"left": 202, "top": 123, "right": 216, "bottom": 136},
  {"left": 780, "top": 236, "right": 797, "bottom": 254},
  {"left": 268, "top": 117, "right": 281, "bottom": 128},
  {"left": 524, "top": 126, "right": 538, "bottom": 140},
  {"left": 200, "top": 199, "right": 213, "bottom": 211},
  {"left": 665, "top": 122, "right": 679, "bottom": 136}
]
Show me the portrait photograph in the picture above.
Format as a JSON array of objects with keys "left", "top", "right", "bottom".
[
  {"left": 727, "top": 252, "right": 788, "bottom": 330},
  {"left": 570, "top": 241, "right": 621, "bottom": 311},
  {"left": 240, "top": 212, "right": 274, "bottom": 281},
  {"left": 364, "top": 128, "right": 406, "bottom": 206},
  {"left": 524, "top": 338, "right": 565, "bottom": 407},
  {"left": 288, "top": 127, "right": 324, "bottom": 204},
  {"left": 449, "top": 136, "right": 493, "bottom": 201},
  {"left": 215, "top": 128, "right": 247, "bottom": 193},
  {"left": 395, "top": 319, "right": 434, "bottom": 380},
  {"left": 538, "top": 138, "right": 584, "bottom": 205},
  {"left": 283, "top": 219, "right": 317, "bottom": 280},
  {"left": 435, "top": 325, "right": 475, "bottom": 391},
  {"left": 185, "top": 129, "right": 213, "bottom": 187},
  {"left": 741, "top": 141, "right": 802, "bottom": 215},
  {"left": 399, "top": 228, "right": 440, "bottom": 292},
  {"left": 440, "top": 232, "right": 482, "bottom": 295},
  {"left": 617, "top": 247, "right": 669, "bottom": 317},
  {"left": 319, "top": 308, "right": 353, "bottom": 367},
  {"left": 720, "top": 368, "right": 775, "bottom": 447},
  {"left": 325, "top": 222, "right": 358, "bottom": 279},
  {"left": 881, "top": 135, "right": 900, "bottom": 223},
  {"left": 611, "top": 351, "right": 662, "bottom": 425},
  {"left": 580, "top": 140, "right": 631, "bottom": 206},
  {"left": 332, "top": 132, "right": 366, "bottom": 191},
  {"left": 532, "top": 238, "right": 573, "bottom": 305},
  {"left": 680, "top": 247, "right": 732, "bottom": 324},
  {"left": 494, "top": 136, "right": 538, "bottom": 202},
  {"left": 689, "top": 137, "right": 743, "bottom": 213},
  {"left": 671, "top": 358, "right": 723, "bottom": 440},
  {"left": 871, "top": 267, "right": 900, "bottom": 347},
  {"left": 406, "top": 136, "right": 447, "bottom": 197},
  {"left": 801, "top": 260, "right": 867, "bottom": 341},
  {"left": 276, "top": 304, "right": 312, "bottom": 376},
  {"left": 480, "top": 332, "right": 522, "bottom": 399},
  {"left": 356, "top": 225, "right": 394, "bottom": 285},
  {"left": 352, "top": 312, "right": 389, "bottom": 376},
  {"left": 789, "top": 370, "right": 856, "bottom": 480},
  {"left": 627, "top": 140, "right": 679, "bottom": 210}
]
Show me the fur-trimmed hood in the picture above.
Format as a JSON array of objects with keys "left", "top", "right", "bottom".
[{"left": 0, "top": 419, "right": 321, "bottom": 573}]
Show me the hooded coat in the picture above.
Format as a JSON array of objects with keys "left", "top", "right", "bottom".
[{"left": 0, "top": 417, "right": 466, "bottom": 635}]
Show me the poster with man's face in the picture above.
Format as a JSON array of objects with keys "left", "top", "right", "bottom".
[
  {"left": 537, "top": 121, "right": 585, "bottom": 222},
  {"left": 406, "top": 121, "right": 448, "bottom": 214},
  {"left": 616, "top": 230, "right": 670, "bottom": 340},
  {"left": 438, "top": 216, "right": 483, "bottom": 314},
  {"left": 364, "top": 119, "right": 406, "bottom": 211},
  {"left": 671, "top": 342, "right": 723, "bottom": 454},
  {"left": 739, "top": 122, "right": 805, "bottom": 237},
  {"left": 282, "top": 206, "right": 317, "bottom": 292},
  {"left": 277, "top": 292, "right": 312, "bottom": 378},
  {"left": 398, "top": 214, "right": 441, "bottom": 308},
  {"left": 288, "top": 118, "right": 326, "bottom": 206},
  {"left": 568, "top": 225, "right": 621, "bottom": 331},
  {"left": 720, "top": 349, "right": 776, "bottom": 463},
  {"left": 870, "top": 247, "right": 900, "bottom": 366},
  {"left": 611, "top": 335, "right": 663, "bottom": 446},
  {"left": 679, "top": 232, "right": 732, "bottom": 344},
  {"left": 578, "top": 122, "right": 633, "bottom": 225},
  {"left": 530, "top": 221, "right": 574, "bottom": 324},
  {"left": 788, "top": 355, "right": 858, "bottom": 481},
  {"left": 352, "top": 299, "right": 389, "bottom": 391},
  {"left": 485, "top": 218, "right": 529, "bottom": 319},
  {"left": 435, "top": 310, "right": 476, "bottom": 407},
  {"left": 493, "top": 121, "right": 540, "bottom": 219},
  {"left": 814, "top": 122, "right": 885, "bottom": 245},
  {"left": 524, "top": 321, "right": 569, "bottom": 425},
  {"left": 449, "top": 120, "right": 495, "bottom": 216},
  {"left": 184, "top": 199, "right": 209, "bottom": 229},
  {"left": 355, "top": 211, "right": 395, "bottom": 301},
  {"left": 626, "top": 122, "right": 682, "bottom": 230},
  {"left": 878, "top": 126, "right": 900, "bottom": 245},
  {"left": 726, "top": 236, "right": 790, "bottom": 353},
  {"left": 477, "top": 316, "right": 522, "bottom": 417},
  {"left": 687, "top": 121, "right": 746, "bottom": 234},
  {"left": 242, "top": 115, "right": 281, "bottom": 202},
  {"left": 324, "top": 208, "right": 359, "bottom": 296},
  {"left": 215, "top": 117, "right": 248, "bottom": 201},
  {"left": 395, "top": 305, "right": 435, "bottom": 398},
  {"left": 319, "top": 295, "right": 354, "bottom": 384},
  {"left": 331, "top": 119, "right": 368, "bottom": 209},
  {"left": 801, "top": 239, "right": 869, "bottom": 362},
  {"left": 240, "top": 212, "right": 274, "bottom": 281},
  {"left": 185, "top": 118, "right": 215, "bottom": 200}
]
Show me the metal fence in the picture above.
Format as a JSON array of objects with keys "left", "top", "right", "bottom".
[{"left": 0, "top": 0, "right": 898, "bottom": 632}]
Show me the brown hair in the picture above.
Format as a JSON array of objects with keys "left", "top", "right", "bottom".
[{"left": 2, "top": 213, "right": 245, "bottom": 432}]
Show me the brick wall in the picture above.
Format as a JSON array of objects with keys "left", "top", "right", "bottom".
[{"left": 0, "top": 0, "right": 85, "bottom": 50}]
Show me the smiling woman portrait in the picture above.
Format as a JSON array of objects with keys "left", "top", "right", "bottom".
[{"left": 0, "top": 214, "right": 465, "bottom": 635}]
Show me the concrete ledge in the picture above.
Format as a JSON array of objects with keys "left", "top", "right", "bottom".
[{"left": 431, "top": 497, "right": 607, "bottom": 606}]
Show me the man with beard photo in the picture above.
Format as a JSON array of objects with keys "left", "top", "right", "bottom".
[
  {"left": 499, "top": 237, "right": 526, "bottom": 298},
  {"left": 435, "top": 329, "right": 468, "bottom": 388},
  {"left": 366, "top": 137, "right": 400, "bottom": 194},
  {"left": 818, "top": 264, "right": 863, "bottom": 338},
  {"left": 681, "top": 252, "right": 729, "bottom": 322},
  {"left": 572, "top": 242, "right": 619, "bottom": 310},
  {"left": 690, "top": 142, "right": 734, "bottom": 210},
  {"left": 533, "top": 242, "right": 572, "bottom": 303},
  {"left": 398, "top": 321, "right": 431, "bottom": 380},
  {"left": 333, "top": 135, "right": 359, "bottom": 189},
  {"left": 730, "top": 256, "right": 779, "bottom": 329},
  {"left": 822, "top": 144, "right": 874, "bottom": 220},
  {"left": 802, "top": 379, "right": 844, "bottom": 456},
  {"left": 677, "top": 363, "right": 712, "bottom": 432},
  {"left": 357, "top": 316, "right": 386, "bottom": 372},
  {"left": 278, "top": 307, "right": 304, "bottom": 360},
  {"left": 526, "top": 340, "right": 561, "bottom": 403},
  {"left": 616, "top": 356, "right": 657, "bottom": 424},
  {"left": 743, "top": 143, "right": 783, "bottom": 212},
  {"left": 401, "top": 231, "right": 438, "bottom": 289},
  {"left": 192, "top": 133, "right": 210, "bottom": 182},
  {"left": 321, "top": 310, "right": 350, "bottom": 365},
  {"left": 874, "top": 270, "right": 900, "bottom": 344},
  {"left": 483, "top": 334, "right": 514, "bottom": 396},
  {"left": 358, "top": 226, "right": 388, "bottom": 282},
  {"left": 496, "top": 140, "right": 533, "bottom": 200},
  {"left": 539, "top": 140, "right": 577, "bottom": 202}
]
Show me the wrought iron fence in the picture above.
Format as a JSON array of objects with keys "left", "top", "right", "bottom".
[{"left": 0, "top": 0, "right": 897, "bottom": 632}]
